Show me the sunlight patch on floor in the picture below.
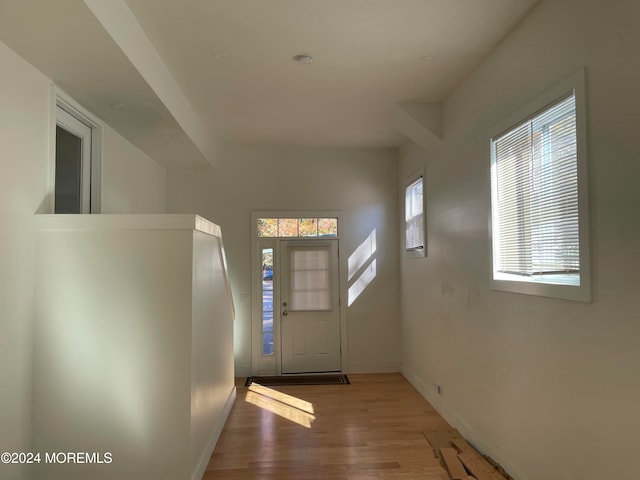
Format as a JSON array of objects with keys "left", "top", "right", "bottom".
[{"left": 245, "top": 384, "right": 316, "bottom": 428}]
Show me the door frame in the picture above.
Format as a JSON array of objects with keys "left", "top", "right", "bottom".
[{"left": 250, "top": 211, "right": 348, "bottom": 376}]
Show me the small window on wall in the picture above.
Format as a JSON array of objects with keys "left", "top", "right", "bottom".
[
  {"left": 489, "top": 69, "right": 590, "bottom": 302},
  {"left": 405, "top": 173, "right": 425, "bottom": 257}
]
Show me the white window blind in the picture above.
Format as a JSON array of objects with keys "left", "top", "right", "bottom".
[
  {"left": 290, "top": 248, "right": 331, "bottom": 311},
  {"left": 405, "top": 177, "right": 424, "bottom": 251},
  {"left": 491, "top": 93, "right": 579, "bottom": 279}
]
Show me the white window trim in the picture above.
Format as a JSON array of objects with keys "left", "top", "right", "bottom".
[
  {"left": 488, "top": 68, "right": 591, "bottom": 302},
  {"left": 50, "top": 86, "right": 103, "bottom": 214},
  {"left": 404, "top": 169, "right": 426, "bottom": 258}
]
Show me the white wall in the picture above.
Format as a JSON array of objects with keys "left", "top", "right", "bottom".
[
  {"left": 167, "top": 145, "right": 401, "bottom": 375},
  {"left": 190, "top": 230, "right": 235, "bottom": 478},
  {"left": 399, "top": 1, "right": 640, "bottom": 479},
  {"left": 101, "top": 125, "right": 167, "bottom": 213},
  {"left": 32, "top": 216, "right": 235, "bottom": 480},
  {"left": 0, "top": 39, "right": 167, "bottom": 480},
  {"left": 0, "top": 39, "right": 50, "bottom": 480},
  {"left": 34, "top": 225, "right": 192, "bottom": 480}
]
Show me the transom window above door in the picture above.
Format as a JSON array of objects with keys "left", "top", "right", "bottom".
[{"left": 257, "top": 217, "right": 338, "bottom": 238}]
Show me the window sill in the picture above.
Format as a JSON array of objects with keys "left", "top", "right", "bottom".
[
  {"left": 405, "top": 247, "right": 425, "bottom": 258},
  {"left": 490, "top": 272, "right": 590, "bottom": 302},
  {"left": 494, "top": 272, "right": 579, "bottom": 286}
]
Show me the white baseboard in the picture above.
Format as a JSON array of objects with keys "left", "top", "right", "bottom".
[
  {"left": 347, "top": 361, "right": 402, "bottom": 374},
  {"left": 401, "top": 367, "right": 527, "bottom": 480},
  {"left": 191, "top": 386, "right": 236, "bottom": 480},
  {"left": 235, "top": 363, "right": 403, "bottom": 377}
]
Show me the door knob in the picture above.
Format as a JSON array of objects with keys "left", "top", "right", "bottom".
[
  {"left": 282, "top": 310, "right": 288, "bottom": 316},
  {"left": 282, "top": 301, "right": 288, "bottom": 307}
]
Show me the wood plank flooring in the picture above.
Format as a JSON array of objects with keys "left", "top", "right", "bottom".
[{"left": 204, "top": 373, "right": 453, "bottom": 479}]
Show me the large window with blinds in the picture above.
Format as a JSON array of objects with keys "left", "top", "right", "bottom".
[
  {"left": 405, "top": 173, "right": 425, "bottom": 257},
  {"left": 489, "top": 70, "right": 590, "bottom": 301}
]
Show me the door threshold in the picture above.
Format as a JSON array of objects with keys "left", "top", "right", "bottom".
[{"left": 245, "top": 374, "right": 349, "bottom": 387}]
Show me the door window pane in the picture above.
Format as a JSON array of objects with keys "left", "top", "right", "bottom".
[
  {"left": 298, "top": 218, "right": 318, "bottom": 237},
  {"left": 318, "top": 218, "right": 338, "bottom": 237},
  {"left": 278, "top": 218, "right": 299, "bottom": 237},
  {"left": 258, "top": 218, "right": 278, "bottom": 237},
  {"left": 261, "top": 248, "right": 274, "bottom": 356}
]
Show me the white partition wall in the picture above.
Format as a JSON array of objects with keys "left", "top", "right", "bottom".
[{"left": 33, "top": 214, "right": 235, "bottom": 480}]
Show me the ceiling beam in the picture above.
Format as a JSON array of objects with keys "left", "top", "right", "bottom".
[
  {"left": 391, "top": 103, "right": 442, "bottom": 151},
  {"left": 83, "top": 0, "right": 219, "bottom": 168}
]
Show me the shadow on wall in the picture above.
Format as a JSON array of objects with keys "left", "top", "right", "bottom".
[{"left": 245, "top": 384, "right": 315, "bottom": 428}]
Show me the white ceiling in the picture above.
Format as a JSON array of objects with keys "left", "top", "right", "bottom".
[
  {"left": 125, "top": 0, "right": 539, "bottom": 148},
  {"left": 0, "top": 0, "right": 539, "bottom": 167}
]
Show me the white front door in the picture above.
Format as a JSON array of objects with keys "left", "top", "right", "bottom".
[{"left": 280, "top": 240, "right": 341, "bottom": 373}]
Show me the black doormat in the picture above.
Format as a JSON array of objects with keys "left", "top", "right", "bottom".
[{"left": 245, "top": 374, "right": 350, "bottom": 387}]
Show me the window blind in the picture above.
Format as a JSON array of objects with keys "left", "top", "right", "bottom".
[
  {"left": 405, "top": 177, "right": 424, "bottom": 251},
  {"left": 290, "top": 248, "right": 331, "bottom": 311},
  {"left": 492, "top": 93, "right": 579, "bottom": 277}
]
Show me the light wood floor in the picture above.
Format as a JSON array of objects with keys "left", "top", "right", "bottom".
[{"left": 204, "top": 373, "right": 452, "bottom": 479}]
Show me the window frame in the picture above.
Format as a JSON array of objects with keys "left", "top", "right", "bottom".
[
  {"left": 488, "top": 69, "right": 590, "bottom": 302},
  {"left": 404, "top": 170, "right": 426, "bottom": 258},
  {"left": 50, "top": 87, "right": 102, "bottom": 214}
]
